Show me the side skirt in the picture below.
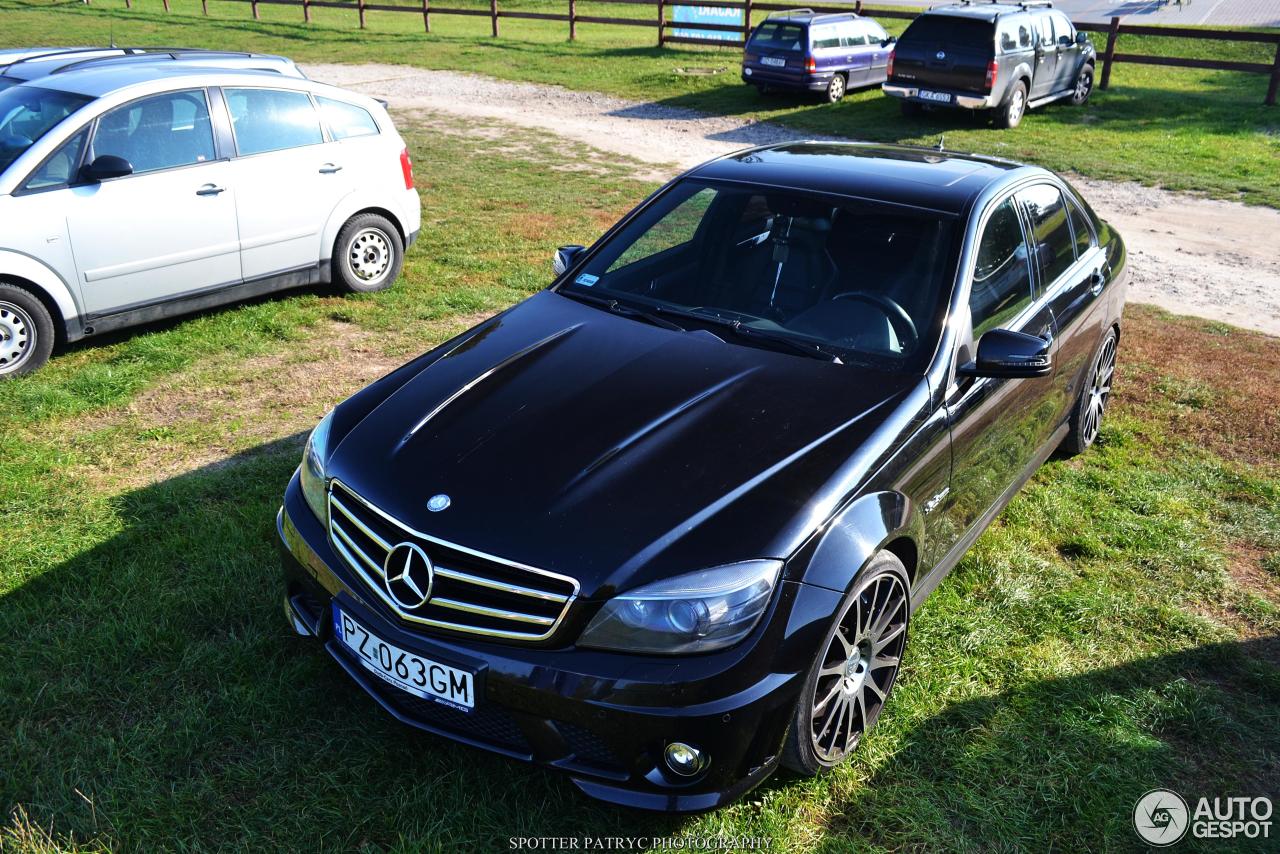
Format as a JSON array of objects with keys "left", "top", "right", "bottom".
[{"left": 909, "top": 420, "right": 1069, "bottom": 612}]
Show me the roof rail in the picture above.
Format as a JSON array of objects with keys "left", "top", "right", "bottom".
[
  {"left": 48, "top": 49, "right": 258, "bottom": 75},
  {"left": 765, "top": 8, "right": 816, "bottom": 18},
  {"left": 0, "top": 47, "right": 145, "bottom": 77}
]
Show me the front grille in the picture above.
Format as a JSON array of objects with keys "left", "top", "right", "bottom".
[
  {"left": 557, "top": 721, "right": 621, "bottom": 769},
  {"left": 326, "top": 480, "right": 579, "bottom": 642}
]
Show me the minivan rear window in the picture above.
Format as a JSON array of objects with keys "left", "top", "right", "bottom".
[
  {"left": 899, "top": 16, "right": 993, "bottom": 50},
  {"left": 749, "top": 22, "right": 807, "bottom": 51}
]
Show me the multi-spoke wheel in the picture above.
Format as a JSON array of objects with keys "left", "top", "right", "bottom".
[
  {"left": 824, "top": 73, "right": 847, "bottom": 104},
  {"left": 1061, "top": 328, "right": 1118, "bottom": 456},
  {"left": 994, "top": 80, "right": 1027, "bottom": 129},
  {"left": 782, "top": 551, "right": 910, "bottom": 774},
  {"left": 1071, "top": 64, "right": 1095, "bottom": 106},
  {"left": 333, "top": 213, "right": 405, "bottom": 294},
  {"left": 0, "top": 284, "right": 55, "bottom": 378}
]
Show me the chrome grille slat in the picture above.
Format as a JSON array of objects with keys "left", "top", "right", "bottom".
[{"left": 325, "top": 479, "right": 579, "bottom": 643}]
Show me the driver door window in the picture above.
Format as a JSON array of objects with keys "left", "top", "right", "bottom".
[
  {"left": 90, "top": 90, "right": 215, "bottom": 174},
  {"left": 970, "top": 197, "right": 1033, "bottom": 337}
]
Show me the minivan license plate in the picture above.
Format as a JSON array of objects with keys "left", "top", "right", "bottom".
[
  {"left": 761, "top": 56, "right": 786, "bottom": 67},
  {"left": 334, "top": 608, "right": 475, "bottom": 711}
]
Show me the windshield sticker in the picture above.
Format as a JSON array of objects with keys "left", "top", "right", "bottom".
[{"left": 575, "top": 273, "right": 599, "bottom": 287}]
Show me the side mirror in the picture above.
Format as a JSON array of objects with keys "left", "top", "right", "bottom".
[
  {"left": 1076, "top": 31, "right": 1088, "bottom": 46},
  {"left": 82, "top": 154, "right": 133, "bottom": 181},
  {"left": 554, "top": 244, "right": 585, "bottom": 277},
  {"left": 881, "top": 36, "right": 896, "bottom": 47},
  {"left": 958, "top": 328, "right": 1052, "bottom": 379}
]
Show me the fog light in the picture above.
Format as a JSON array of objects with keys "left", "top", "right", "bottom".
[{"left": 664, "top": 742, "right": 707, "bottom": 777}]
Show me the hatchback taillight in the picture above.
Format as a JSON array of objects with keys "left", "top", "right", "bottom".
[
  {"left": 887, "top": 49, "right": 895, "bottom": 79},
  {"left": 805, "top": 57, "right": 817, "bottom": 74},
  {"left": 985, "top": 59, "right": 998, "bottom": 90},
  {"left": 399, "top": 147, "right": 415, "bottom": 190}
]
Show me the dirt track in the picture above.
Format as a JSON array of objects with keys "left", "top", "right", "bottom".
[{"left": 307, "top": 63, "right": 1280, "bottom": 337}]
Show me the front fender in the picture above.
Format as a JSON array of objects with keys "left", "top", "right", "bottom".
[
  {"left": 0, "top": 249, "right": 82, "bottom": 338},
  {"left": 793, "top": 490, "right": 922, "bottom": 596}
]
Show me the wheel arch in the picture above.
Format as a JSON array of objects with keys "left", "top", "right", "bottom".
[
  {"left": 796, "top": 490, "right": 924, "bottom": 595},
  {"left": 321, "top": 196, "right": 409, "bottom": 264},
  {"left": 0, "top": 252, "right": 81, "bottom": 344}
]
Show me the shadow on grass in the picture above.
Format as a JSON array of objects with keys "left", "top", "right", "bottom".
[{"left": 2, "top": 433, "right": 1277, "bottom": 848}]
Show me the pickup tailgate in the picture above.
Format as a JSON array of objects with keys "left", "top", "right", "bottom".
[{"left": 891, "top": 17, "right": 993, "bottom": 94}]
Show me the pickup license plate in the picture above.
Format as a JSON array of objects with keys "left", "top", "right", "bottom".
[
  {"left": 334, "top": 607, "right": 475, "bottom": 711},
  {"left": 918, "top": 90, "right": 952, "bottom": 103},
  {"left": 760, "top": 56, "right": 786, "bottom": 68}
]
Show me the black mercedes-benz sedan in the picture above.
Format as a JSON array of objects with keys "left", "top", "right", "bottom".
[{"left": 276, "top": 142, "right": 1127, "bottom": 811}]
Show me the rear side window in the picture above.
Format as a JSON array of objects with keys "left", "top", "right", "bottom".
[
  {"left": 998, "top": 20, "right": 1033, "bottom": 52},
  {"left": 971, "top": 197, "right": 1033, "bottom": 336},
  {"left": 318, "top": 97, "right": 379, "bottom": 140},
  {"left": 1018, "top": 184, "right": 1076, "bottom": 286},
  {"left": 749, "top": 22, "right": 806, "bottom": 51},
  {"left": 226, "top": 88, "right": 323, "bottom": 156},
  {"left": 900, "top": 16, "right": 993, "bottom": 50},
  {"left": 812, "top": 24, "right": 842, "bottom": 50},
  {"left": 1066, "top": 196, "right": 1095, "bottom": 257},
  {"left": 90, "top": 89, "right": 215, "bottom": 174}
]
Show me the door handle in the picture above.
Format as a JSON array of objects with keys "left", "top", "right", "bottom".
[
  {"left": 196, "top": 184, "right": 226, "bottom": 196},
  {"left": 319, "top": 163, "right": 343, "bottom": 174},
  {"left": 1089, "top": 269, "right": 1105, "bottom": 296}
]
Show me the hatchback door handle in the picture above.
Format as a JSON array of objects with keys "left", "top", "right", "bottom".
[
  {"left": 196, "top": 184, "right": 226, "bottom": 196},
  {"left": 319, "top": 163, "right": 343, "bottom": 174}
]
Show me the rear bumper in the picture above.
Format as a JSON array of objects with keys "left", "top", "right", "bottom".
[
  {"left": 742, "top": 66, "right": 831, "bottom": 92},
  {"left": 882, "top": 83, "right": 992, "bottom": 110},
  {"left": 276, "top": 472, "right": 841, "bottom": 811}
]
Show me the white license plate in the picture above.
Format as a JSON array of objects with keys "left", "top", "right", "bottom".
[
  {"left": 760, "top": 56, "right": 786, "bottom": 67},
  {"left": 918, "top": 90, "right": 952, "bottom": 103},
  {"left": 334, "top": 608, "right": 475, "bottom": 711}
]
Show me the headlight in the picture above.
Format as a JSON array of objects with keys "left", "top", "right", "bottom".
[
  {"left": 299, "top": 410, "right": 334, "bottom": 522},
  {"left": 578, "top": 560, "right": 781, "bottom": 654}
]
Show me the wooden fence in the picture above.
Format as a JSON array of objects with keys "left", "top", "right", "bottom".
[{"left": 107, "top": 0, "right": 1280, "bottom": 104}]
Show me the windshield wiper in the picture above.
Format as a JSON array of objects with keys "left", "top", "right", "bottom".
[
  {"left": 678, "top": 311, "right": 843, "bottom": 363},
  {"left": 559, "top": 290, "right": 687, "bottom": 332}
]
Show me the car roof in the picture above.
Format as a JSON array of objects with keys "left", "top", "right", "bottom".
[
  {"left": 922, "top": 2, "right": 1052, "bottom": 22},
  {"left": 687, "top": 142, "right": 1034, "bottom": 215},
  {"left": 21, "top": 63, "right": 308, "bottom": 97}
]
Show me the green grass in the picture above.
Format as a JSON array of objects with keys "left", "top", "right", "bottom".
[
  {"left": 2, "top": 0, "right": 1279, "bottom": 205},
  {"left": 1, "top": 108, "right": 1278, "bottom": 851}
]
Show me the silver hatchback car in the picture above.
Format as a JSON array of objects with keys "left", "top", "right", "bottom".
[{"left": 0, "top": 60, "right": 420, "bottom": 376}]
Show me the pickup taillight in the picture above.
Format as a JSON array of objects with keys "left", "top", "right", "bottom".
[
  {"left": 887, "top": 49, "right": 895, "bottom": 78},
  {"left": 985, "top": 59, "right": 998, "bottom": 90},
  {"left": 400, "top": 147, "right": 415, "bottom": 190},
  {"left": 805, "top": 57, "right": 817, "bottom": 74}
]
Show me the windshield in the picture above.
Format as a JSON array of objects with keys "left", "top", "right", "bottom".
[
  {"left": 0, "top": 85, "right": 91, "bottom": 176},
  {"left": 558, "top": 181, "right": 958, "bottom": 369}
]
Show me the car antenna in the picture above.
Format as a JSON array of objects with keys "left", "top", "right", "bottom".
[{"left": 936, "top": 134, "right": 945, "bottom": 151}]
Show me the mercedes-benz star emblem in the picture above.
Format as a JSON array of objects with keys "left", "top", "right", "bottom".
[
  {"left": 383, "top": 542, "right": 434, "bottom": 611},
  {"left": 936, "top": 50, "right": 946, "bottom": 60},
  {"left": 427, "top": 494, "right": 451, "bottom": 512}
]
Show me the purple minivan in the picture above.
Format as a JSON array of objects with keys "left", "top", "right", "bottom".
[{"left": 742, "top": 11, "right": 895, "bottom": 103}]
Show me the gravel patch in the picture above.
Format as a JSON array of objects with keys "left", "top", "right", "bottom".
[{"left": 308, "top": 63, "right": 1280, "bottom": 337}]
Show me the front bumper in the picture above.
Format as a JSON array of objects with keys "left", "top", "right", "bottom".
[
  {"left": 277, "top": 473, "right": 840, "bottom": 811},
  {"left": 882, "top": 83, "right": 992, "bottom": 110}
]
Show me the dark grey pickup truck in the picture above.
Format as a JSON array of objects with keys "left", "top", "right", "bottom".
[{"left": 883, "top": 1, "right": 1095, "bottom": 129}]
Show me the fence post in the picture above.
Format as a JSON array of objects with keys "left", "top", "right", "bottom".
[
  {"left": 657, "top": 0, "right": 665, "bottom": 48},
  {"left": 1266, "top": 41, "right": 1280, "bottom": 106},
  {"left": 1100, "top": 16, "right": 1120, "bottom": 90},
  {"left": 358, "top": 0, "right": 366, "bottom": 29},
  {"left": 855, "top": 0, "right": 862, "bottom": 13},
  {"left": 744, "top": 0, "right": 752, "bottom": 40},
  {"left": 162, "top": 0, "right": 170, "bottom": 11},
  {"left": 423, "top": 0, "right": 430, "bottom": 32},
  {"left": 251, "top": 0, "right": 260, "bottom": 20},
  {"left": 200, "top": 0, "right": 207, "bottom": 15},
  {"left": 569, "top": 0, "right": 576, "bottom": 41},
  {"left": 491, "top": 0, "right": 499, "bottom": 37}
]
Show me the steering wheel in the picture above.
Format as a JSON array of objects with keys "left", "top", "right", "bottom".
[{"left": 832, "top": 292, "right": 918, "bottom": 353}]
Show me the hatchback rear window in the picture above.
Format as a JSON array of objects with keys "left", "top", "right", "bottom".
[
  {"left": 900, "top": 16, "right": 993, "bottom": 50},
  {"left": 749, "top": 23, "right": 807, "bottom": 51}
]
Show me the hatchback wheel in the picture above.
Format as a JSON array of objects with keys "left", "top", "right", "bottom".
[
  {"left": 825, "top": 73, "right": 847, "bottom": 104},
  {"left": 1061, "top": 328, "right": 1117, "bottom": 456},
  {"left": 0, "top": 284, "right": 54, "bottom": 378},
  {"left": 334, "top": 213, "right": 405, "bottom": 294},
  {"left": 994, "top": 80, "right": 1027, "bottom": 129},
  {"left": 1071, "top": 64, "right": 1094, "bottom": 106},
  {"left": 782, "top": 551, "right": 909, "bottom": 775}
]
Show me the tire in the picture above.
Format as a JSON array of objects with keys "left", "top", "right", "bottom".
[
  {"left": 1059, "top": 328, "right": 1117, "bottom": 457},
  {"left": 0, "top": 283, "right": 55, "bottom": 378},
  {"left": 824, "top": 73, "right": 847, "bottom": 104},
  {"left": 781, "top": 551, "right": 910, "bottom": 776},
  {"left": 993, "top": 80, "right": 1027, "bottom": 129},
  {"left": 332, "top": 213, "right": 404, "bottom": 294},
  {"left": 899, "top": 99, "right": 923, "bottom": 118},
  {"left": 1071, "top": 64, "right": 1094, "bottom": 106}
]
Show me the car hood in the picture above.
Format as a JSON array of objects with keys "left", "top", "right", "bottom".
[{"left": 327, "top": 291, "right": 919, "bottom": 598}]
